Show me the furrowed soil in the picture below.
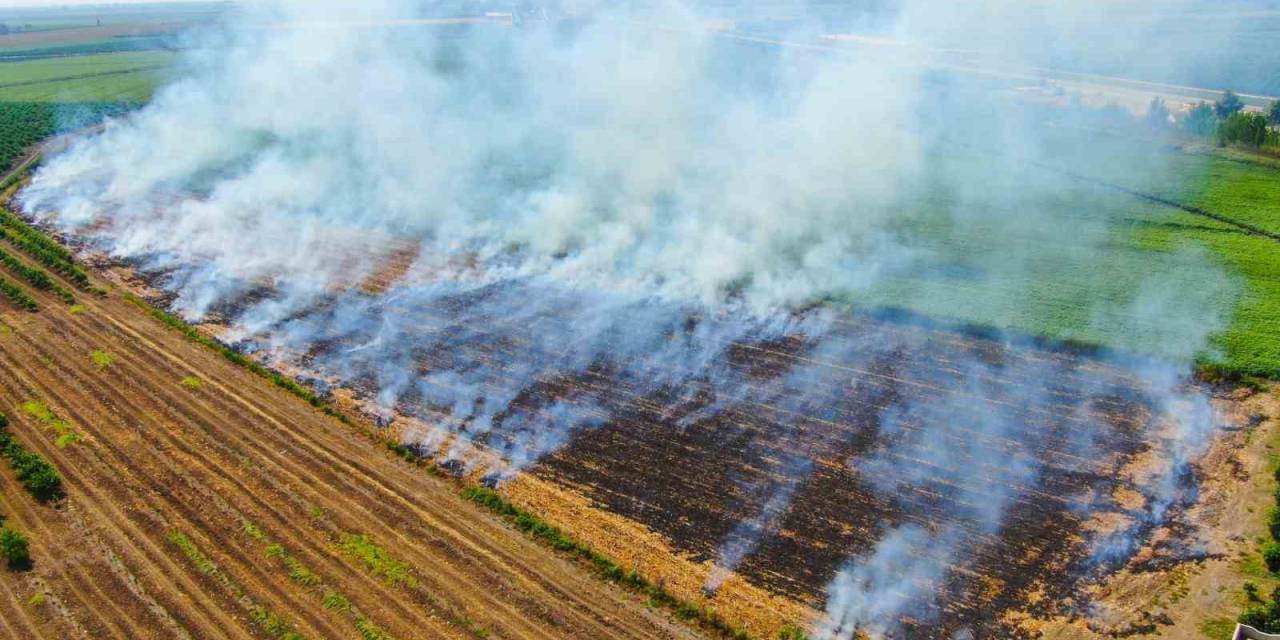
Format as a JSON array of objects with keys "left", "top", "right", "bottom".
[
  {"left": 1, "top": 172, "right": 1270, "bottom": 638},
  {"left": 92, "top": 240, "right": 1266, "bottom": 640},
  {"left": 0, "top": 240, "right": 697, "bottom": 640}
]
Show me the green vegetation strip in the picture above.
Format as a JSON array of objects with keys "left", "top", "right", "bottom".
[
  {"left": 241, "top": 521, "right": 397, "bottom": 640},
  {"left": 333, "top": 530, "right": 488, "bottom": 638},
  {"left": 0, "top": 66, "right": 169, "bottom": 92},
  {"left": 167, "top": 529, "right": 308, "bottom": 640},
  {"left": 336, "top": 533, "right": 415, "bottom": 588},
  {"left": 0, "top": 275, "right": 36, "bottom": 311},
  {"left": 0, "top": 412, "right": 63, "bottom": 502},
  {"left": 0, "top": 101, "right": 139, "bottom": 172},
  {"left": 0, "top": 246, "right": 73, "bottom": 303},
  {"left": 0, "top": 209, "right": 96, "bottom": 292}
]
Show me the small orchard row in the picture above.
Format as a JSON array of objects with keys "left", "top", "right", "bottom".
[
  {"left": 0, "top": 275, "right": 36, "bottom": 311},
  {"left": 0, "top": 209, "right": 95, "bottom": 292},
  {"left": 0, "top": 413, "right": 62, "bottom": 503},
  {"left": 1240, "top": 466, "right": 1280, "bottom": 629},
  {"left": 0, "top": 247, "right": 73, "bottom": 304},
  {"left": 0, "top": 512, "right": 29, "bottom": 570},
  {"left": 0, "top": 101, "right": 141, "bottom": 173}
]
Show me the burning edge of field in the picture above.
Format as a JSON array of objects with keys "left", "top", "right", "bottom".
[
  {"left": 62, "top": 237, "right": 1263, "bottom": 640},
  {"left": 0, "top": 167, "right": 1261, "bottom": 638}
]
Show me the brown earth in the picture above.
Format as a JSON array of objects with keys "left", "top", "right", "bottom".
[
  {"left": 0, "top": 23, "right": 187, "bottom": 51},
  {"left": 89, "top": 238, "right": 1252, "bottom": 639},
  {"left": 1, "top": 181, "right": 1267, "bottom": 639},
  {"left": 0, "top": 237, "right": 700, "bottom": 640},
  {"left": 1036, "top": 387, "right": 1278, "bottom": 640}
]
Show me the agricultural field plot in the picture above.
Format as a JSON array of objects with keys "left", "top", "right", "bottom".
[
  {"left": 4, "top": 9, "right": 1280, "bottom": 640},
  {"left": 0, "top": 233, "right": 697, "bottom": 640},
  {"left": 1135, "top": 151, "right": 1280, "bottom": 379},
  {"left": 17, "top": 123, "right": 1277, "bottom": 639},
  {"left": 231, "top": 267, "right": 1244, "bottom": 638},
  {"left": 0, "top": 51, "right": 174, "bottom": 102}
]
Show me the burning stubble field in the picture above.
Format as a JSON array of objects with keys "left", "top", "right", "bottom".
[
  {"left": 2, "top": 4, "right": 1280, "bottom": 640},
  {"left": 7, "top": 137, "right": 1271, "bottom": 639}
]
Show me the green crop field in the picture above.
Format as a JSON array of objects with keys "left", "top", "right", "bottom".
[
  {"left": 1140, "top": 153, "right": 1280, "bottom": 378},
  {"left": 838, "top": 133, "right": 1280, "bottom": 378},
  {"left": 0, "top": 50, "right": 176, "bottom": 172},
  {"left": 0, "top": 50, "right": 174, "bottom": 102}
]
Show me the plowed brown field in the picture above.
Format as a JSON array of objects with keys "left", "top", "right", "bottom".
[{"left": 0, "top": 240, "right": 699, "bottom": 640}]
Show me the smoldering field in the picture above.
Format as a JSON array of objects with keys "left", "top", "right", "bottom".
[{"left": 16, "top": 0, "right": 1246, "bottom": 637}]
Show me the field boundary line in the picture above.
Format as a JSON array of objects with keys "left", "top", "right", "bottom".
[{"left": 1039, "top": 162, "right": 1280, "bottom": 243}]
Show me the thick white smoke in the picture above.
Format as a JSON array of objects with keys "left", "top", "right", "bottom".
[
  {"left": 22, "top": 0, "right": 923, "bottom": 316},
  {"left": 16, "top": 0, "right": 1243, "bottom": 636}
]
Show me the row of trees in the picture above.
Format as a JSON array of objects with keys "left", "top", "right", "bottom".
[
  {"left": 1147, "top": 90, "right": 1280, "bottom": 148},
  {"left": 0, "top": 414, "right": 63, "bottom": 503},
  {"left": 1238, "top": 468, "right": 1280, "bottom": 631},
  {"left": 0, "top": 102, "right": 140, "bottom": 174}
]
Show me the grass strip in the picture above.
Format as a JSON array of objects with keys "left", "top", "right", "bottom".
[
  {"left": 239, "top": 521, "right": 398, "bottom": 640},
  {"left": 167, "top": 529, "right": 308, "bottom": 640},
  {"left": 20, "top": 400, "right": 82, "bottom": 448}
]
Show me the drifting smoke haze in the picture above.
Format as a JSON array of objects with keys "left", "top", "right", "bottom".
[{"left": 17, "top": 0, "right": 1247, "bottom": 636}]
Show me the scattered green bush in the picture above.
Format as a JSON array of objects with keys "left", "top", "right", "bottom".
[
  {"left": 354, "top": 617, "right": 395, "bottom": 640},
  {"left": 337, "top": 533, "right": 415, "bottom": 588},
  {"left": 322, "top": 591, "right": 350, "bottom": 612},
  {"left": 1218, "top": 111, "right": 1276, "bottom": 148},
  {"left": 90, "top": 349, "right": 114, "bottom": 367},
  {"left": 250, "top": 606, "right": 306, "bottom": 640},
  {"left": 1242, "top": 586, "right": 1280, "bottom": 632},
  {"left": 1263, "top": 542, "right": 1280, "bottom": 573},
  {"left": 285, "top": 556, "right": 320, "bottom": 587},
  {"left": 20, "top": 400, "right": 81, "bottom": 450},
  {"left": 778, "top": 625, "right": 811, "bottom": 640},
  {"left": 0, "top": 528, "right": 30, "bottom": 569}
]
